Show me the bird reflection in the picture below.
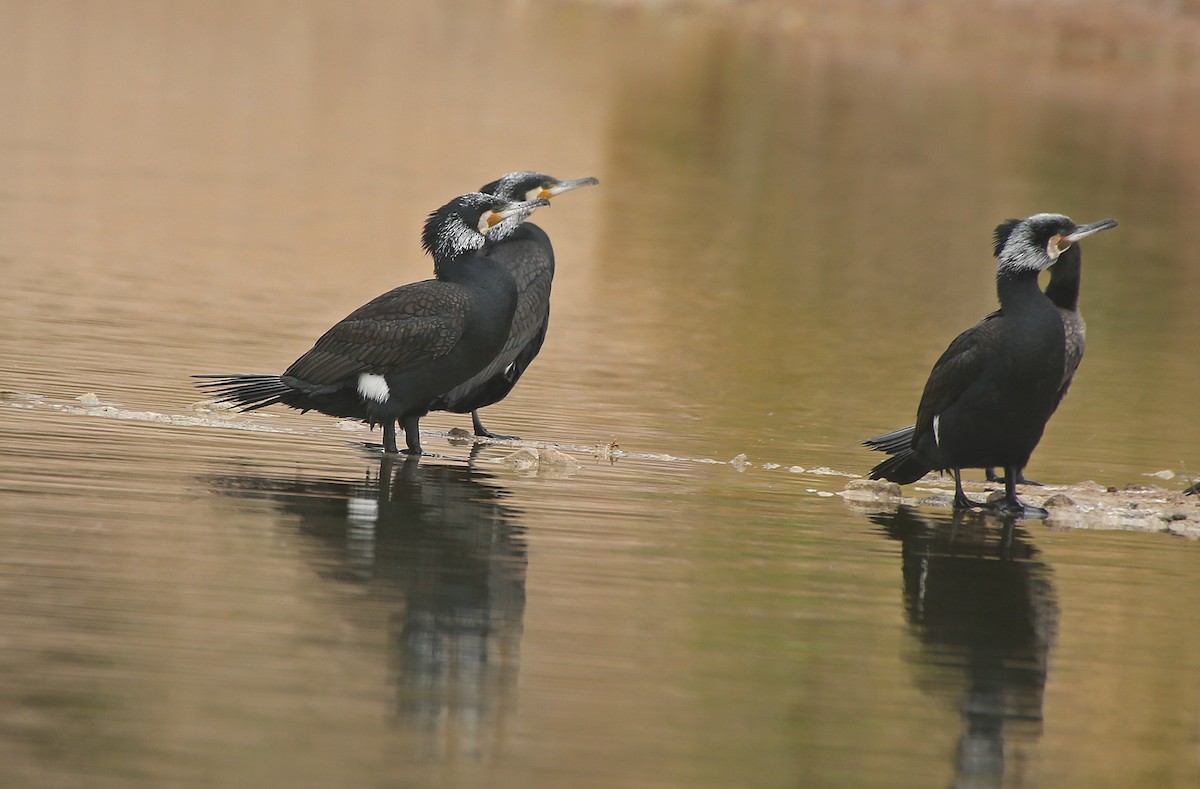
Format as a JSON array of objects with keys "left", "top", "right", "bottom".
[
  {"left": 868, "top": 505, "right": 1059, "bottom": 788},
  {"left": 207, "top": 455, "right": 526, "bottom": 760}
]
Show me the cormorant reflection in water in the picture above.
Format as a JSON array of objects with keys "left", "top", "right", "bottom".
[
  {"left": 207, "top": 455, "right": 526, "bottom": 758},
  {"left": 868, "top": 506, "right": 1059, "bottom": 787}
]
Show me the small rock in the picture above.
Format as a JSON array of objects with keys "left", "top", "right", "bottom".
[
  {"left": 538, "top": 446, "right": 581, "bottom": 472},
  {"left": 500, "top": 447, "right": 580, "bottom": 477},
  {"left": 1042, "top": 494, "right": 1076, "bottom": 508},
  {"left": 77, "top": 392, "right": 101, "bottom": 407},
  {"left": 842, "top": 479, "right": 901, "bottom": 502},
  {"left": 501, "top": 447, "right": 540, "bottom": 472},
  {"left": 729, "top": 453, "right": 751, "bottom": 472}
]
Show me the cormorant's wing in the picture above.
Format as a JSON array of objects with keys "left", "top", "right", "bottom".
[
  {"left": 913, "top": 309, "right": 1002, "bottom": 441},
  {"left": 283, "top": 281, "right": 469, "bottom": 385},
  {"left": 435, "top": 234, "right": 553, "bottom": 409}
]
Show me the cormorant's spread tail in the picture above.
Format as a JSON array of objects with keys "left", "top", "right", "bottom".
[
  {"left": 867, "top": 448, "right": 930, "bottom": 485},
  {"left": 863, "top": 425, "right": 916, "bottom": 456},
  {"left": 193, "top": 374, "right": 293, "bottom": 411}
]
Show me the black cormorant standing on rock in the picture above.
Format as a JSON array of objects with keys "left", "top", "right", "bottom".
[
  {"left": 984, "top": 218, "right": 1088, "bottom": 484},
  {"left": 864, "top": 213, "right": 1117, "bottom": 514},
  {"left": 430, "top": 171, "right": 599, "bottom": 439},
  {"left": 194, "top": 192, "right": 549, "bottom": 455},
  {"left": 872, "top": 219, "right": 1093, "bottom": 487}
]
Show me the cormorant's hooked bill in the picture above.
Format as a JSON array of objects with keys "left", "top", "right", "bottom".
[
  {"left": 480, "top": 171, "right": 600, "bottom": 202},
  {"left": 537, "top": 176, "right": 600, "bottom": 198},
  {"left": 1046, "top": 217, "right": 1118, "bottom": 259}
]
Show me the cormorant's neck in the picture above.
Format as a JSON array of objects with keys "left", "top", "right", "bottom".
[
  {"left": 483, "top": 222, "right": 545, "bottom": 248},
  {"left": 434, "top": 251, "right": 504, "bottom": 282},
  {"left": 996, "top": 269, "right": 1048, "bottom": 310},
  {"left": 1043, "top": 249, "right": 1081, "bottom": 312},
  {"left": 433, "top": 253, "right": 470, "bottom": 280}
]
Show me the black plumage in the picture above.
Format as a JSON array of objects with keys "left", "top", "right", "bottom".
[
  {"left": 430, "top": 171, "right": 599, "bottom": 439},
  {"left": 195, "top": 192, "right": 548, "bottom": 455},
  {"left": 864, "top": 213, "right": 1117, "bottom": 513},
  {"left": 985, "top": 219, "right": 1087, "bottom": 484},
  {"left": 870, "top": 220, "right": 1092, "bottom": 487}
]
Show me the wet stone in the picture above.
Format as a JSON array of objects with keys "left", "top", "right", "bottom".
[{"left": 842, "top": 479, "right": 902, "bottom": 503}]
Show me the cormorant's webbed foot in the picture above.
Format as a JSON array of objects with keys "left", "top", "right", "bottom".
[
  {"left": 953, "top": 492, "right": 984, "bottom": 509},
  {"left": 472, "top": 411, "right": 519, "bottom": 441},
  {"left": 952, "top": 468, "right": 984, "bottom": 509},
  {"left": 988, "top": 466, "right": 1049, "bottom": 518},
  {"left": 401, "top": 416, "right": 428, "bottom": 457}
]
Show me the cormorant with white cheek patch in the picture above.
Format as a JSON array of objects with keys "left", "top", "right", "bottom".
[
  {"left": 864, "top": 213, "right": 1117, "bottom": 514},
  {"left": 866, "top": 218, "right": 1096, "bottom": 487},
  {"left": 430, "top": 171, "right": 599, "bottom": 439},
  {"left": 984, "top": 218, "right": 1088, "bottom": 484},
  {"left": 194, "top": 192, "right": 548, "bottom": 455}
]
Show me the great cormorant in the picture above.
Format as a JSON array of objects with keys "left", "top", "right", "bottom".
[
  {"left": 985, "top": 219, "right": 1088, "bottom": 484},
  {"left": 430, "top": 172, "right": 599, "bottom": 439},
  {"left": 870, "top": 220, "right": 1092, "bottom": 487},
  {"left": 864, "top": 214, "right": 1117, "bottom": 513},
  {"left": 194, "top": 192, "right": 549, "bottom": 455}
]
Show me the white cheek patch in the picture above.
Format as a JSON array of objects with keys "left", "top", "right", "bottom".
[
  {"left": 357, "top": 373, "right": 390, "bottom": 403},
  {"left": 1046, "top": 237, "right": 1063, "bottom": 261},
  {"left": 933, "top": 414, "right": 941, "bottom": 448}
]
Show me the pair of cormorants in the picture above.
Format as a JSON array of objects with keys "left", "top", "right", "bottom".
[
  {"left": 195, "top": 172, "right": 598, "bottom": 455},
  {"left": 865, "top": 213, "right": 1117, "bottom": 514},
  {"left": 197, "top": 184, "right": 1118, "bottom": 514}
]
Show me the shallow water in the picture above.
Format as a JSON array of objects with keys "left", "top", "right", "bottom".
[{"left": 2, "top": 1, "right": 1200, "bottom": 787}]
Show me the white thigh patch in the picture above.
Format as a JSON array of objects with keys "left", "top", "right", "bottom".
[
  {"left": 357, "top": 373, "right": 390, "bottom": 403},
  {"left": 933, "top": 414, "right": 941, "bottom": 448}
]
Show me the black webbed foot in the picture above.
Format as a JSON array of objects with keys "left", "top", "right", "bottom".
[
  {"left": 991, "top": 465, "right": 1048, "bottom": 518},
  {"left": 951, "top": 468, "right": 983, "bottom": 509},
  {"left": 952, "top": 492, "right": 984, "bottom": 509},
  {"left": 984, "top": 496, "right": 1049, "bottom": 519},
  {"left": 471, "top": 411, "right": 519, "bottom": 441}
]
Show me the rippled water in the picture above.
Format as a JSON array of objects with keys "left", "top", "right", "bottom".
[{"left": 3, "top": 1, "right": 1200, "bottom": 787}]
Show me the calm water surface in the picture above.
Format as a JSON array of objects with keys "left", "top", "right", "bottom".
[{"left": 2, "top": 1, "right": 1200, "bottom": 787}]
